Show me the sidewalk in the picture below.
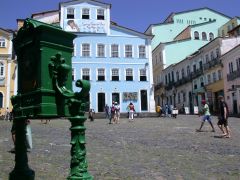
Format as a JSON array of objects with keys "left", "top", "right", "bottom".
[{"left": 0, "top": 115, "right": 240, "bottom": 179}]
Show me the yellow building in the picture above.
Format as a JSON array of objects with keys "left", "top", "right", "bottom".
[
  {"left": 218, "top": 17, "right": 240, "bottom": 37},
  {"left": 0, "top": 28, "right": 17, "bottom": 116}
]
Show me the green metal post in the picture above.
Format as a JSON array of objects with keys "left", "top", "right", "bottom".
[{"left": 9, "top": 117, "right": 35, "bottom": 180}]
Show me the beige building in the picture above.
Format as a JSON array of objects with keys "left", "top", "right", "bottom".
[
  {"left": 222, "top": 44, "right": 240, "bottom": 115},
  {"left": 0, "top": 28, "right": 17, "bottom": 116}
]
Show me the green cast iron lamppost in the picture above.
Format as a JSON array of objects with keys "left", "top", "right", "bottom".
[{"left": 9, "top": 19, "right": 93, "bottom": 180}]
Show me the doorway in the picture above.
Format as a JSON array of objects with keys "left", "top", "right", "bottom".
[
  {"left": 98, "top": 93, "right": 105, "bottom": 112},
  {"left": 112, "top": 93, "right": 120, "bottom": 104},
  {"left": 140, "top": 90, "right": 148, "bottom": 111}
]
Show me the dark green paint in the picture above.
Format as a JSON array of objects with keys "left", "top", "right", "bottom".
[{"left": 10, "top": 18, "right": 93, "bottom": 180}]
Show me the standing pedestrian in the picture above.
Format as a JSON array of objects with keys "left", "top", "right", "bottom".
[
  {"left": 104, "top": 104, "right": 110, "bottom": 119},
  {"left": 109, "top": 102, "right": 115, "bottom": 124},
  {"left": 196, "top": 100, "right": 215, "bottom": 132},
  {"left": 4, "top": 107, "right": 10, "bottom": 121},
  {"left": 217, "top": 95, "right": 231, "bottom": 138},
  {"left": 88, "top": 108, "right": 95, "bottom": 121},
  {"left": 128, "top": 102, "right": 135, "bottom": 121}
]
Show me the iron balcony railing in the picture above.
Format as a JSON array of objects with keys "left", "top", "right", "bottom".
[
  {"left": 227, "top": 70, "right": 240, "bottom": 81},
  {"left": 203, "top": 58, "right": 222, "bottom": 70}
]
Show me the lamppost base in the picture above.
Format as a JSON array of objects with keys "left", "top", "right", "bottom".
[
  {"left": 9, "top": 168, "right": 35, "bottom": 180},
  {"left": 67, "top": 173, "right": 93, "bottom": 180}
]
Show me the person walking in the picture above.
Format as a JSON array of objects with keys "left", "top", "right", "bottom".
[
  {"left": 196, "top": 100, "right": 215, "bottom": 132},
  {"left": 217, "top": 95, "right": 231, "bottom": 138},
  {"left": 128, "top": 102, "right": 135, "bottom": 121},
  {"left": 114, "top": 102, "right": 120, "bottom": 124}
]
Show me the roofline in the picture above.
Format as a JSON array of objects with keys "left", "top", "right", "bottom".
[
  {"left": 59, "top": 0, "right": 111, "bottom": 8},
  {"left": 31, "top": 10, "right": 59, "bottom": 18},
  {"left": 0, "top": 28, "right": 15, "bottom": 34},
  {"left": 190, "top": 19, "right": 216, "bottom": 28},
  {"left": 152, "top": 37, "right": 192, "bottom": 52},
  {"left": 111, "top": 23, "right": 153, "bottom": 39},
  {"left": 221, "top": 43, "right": 240, "bottom": 59},
  {"left": 172, "top": 7, "right": 231, "bottom": 19}
]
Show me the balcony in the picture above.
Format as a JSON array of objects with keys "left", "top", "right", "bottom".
[
  {"left": 154, "top": 82, "right": 163, "bottom": 91},
  {"left": 165, "top": 82, "right": 174, "bottom": 90},
  {"left": 190, "top": 68, "right": 203, "bottom": 79},
  {"left": 227, "top": 70, "right": 240, "bottom": 81},
  {"left": 203, "top": 58, "right": 222, "bottom": 71}
]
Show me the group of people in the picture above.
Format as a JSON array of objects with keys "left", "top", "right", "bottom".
[
  {"left": 104, "top": 102, "right": 136, "bottom": 124},
  {"left": 156, "top": 104, "right": 178, "bottom": 118},
  {"left": 196, "top": 95, "right": 231, "bottom": 138},
  {"left": 105, "top": 102, "right": 121, "bottom": 124}
]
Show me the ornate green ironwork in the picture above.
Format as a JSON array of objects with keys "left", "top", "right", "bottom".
[
  {"left": 49, "top": 53, "right": 93, "bottom": 180},
  {"left": 10, "top": 18, "right": 93, "bottom": 180}
]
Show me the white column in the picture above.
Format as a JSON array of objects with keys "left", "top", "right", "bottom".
[
  {"left": 147, "top": 39, "right": 156, "bottom": 112},
  {"left": 6, "top": 60, "right": 11, "bottom": 108}
]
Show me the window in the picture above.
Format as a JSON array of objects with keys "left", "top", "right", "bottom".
[
  {"left": 212, "top": 72, "right": 216, "bottom": 82},
  {"left": 193, "top": 64, "right": 196, "bottom": 72},
  {"left": 82, "top": 43, "right": 90, "bottom": 57},
  {"left": 139, "top": 45, "right": 146, "bottom": 58},
  {"left": 67, "top": 8, "right": 74, "bottom": 19},
  {"left": 111, "top": 44, "right": 119, "bottom": 58},
  {"left": 229, "top": 62, "right": 233, "bottom": 73},
  {"left": 187, "top": 66, "right": 190, "bottom": 75},
  {"left": 199, "top": 61, "right": 203, "bottom": 70},
  {"left": 0, "top": 38, "right": 6, "bottom": 47},
  {"left": 165, "top": 75, "right": 167, "bottom": 84},
  {"left": 210, "top": 51, "right": 214, "bottom": 60},
  {"left": 97, "top": 9, "right": 104, "bottom": 20},
  {"left": 216, "top": 48, "right": 220, "bottom": 58},
  {"left": 176, "top": 71, "right": 179, "bottom": 81},
  {"left": 178, "top": 93, "right": 180, "bottom": 103},
  {"left": 202, "top": 32, "right": 207, "bottom": 40},
  {"left": 222, "top": 30, "right": 225, "bottom": 37},
  {"left": 194, "top": 31, "right": 199, "bottom": 40},
  {"left": 183, "top": 92, "right": 186, "bottom": 102},
  {"left": 82, "top": 8, "right": 90, "bottom": 19},
  {"left": 218, "top": 70, "right": 222, "bottom": 80},
  {"left": 82, "top": 68, "right": 90, "bottom": 80},
  {"left": 125, "top": 45, "right": 133, "bottom": 58},
  {"left": 205, "top": 54, "right": 209, "bottom": 63},
  {"left": 194, "top": 80, "right": 197, "bottom": 89},
  {"left": 97, "top": 44, "right": 105, "bottom": 57},
  {"left": 181, "top": 68, "right": 185, "bottom": 78},
  {"left": 200, "top": 77, "right": 204, "bottom": 87},
  {"left": 207, "top": 74, "right": 211, "bottom": 84},
  {"left": 0, "top": 62, "right": 4, "bottom": 77},
  {"left": 126, "top": 68, "right": 133, "bottom": 81},
  {"left": 209, "top": 33, "right": 214, "bottom": 41},
  {"left": 171, "top": 71, "right": 174, "bottom": 82},
  {"left": 140, "top": 69, "right": 147, "bottom": 81},
  {"left": 97, "top": 68, "right": 105, "bottom": 81},
  {"left": 72, "top": 68, "right": 75, "bottom": 81},
  {"left": 112, "top": 69, "right": 119, "bottom": 81},
  {"left": 236, "top": 58, "right": 240, "bottom": 70}
]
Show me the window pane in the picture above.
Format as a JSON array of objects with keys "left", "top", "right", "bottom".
[
  {"left": 97, "top": 9, "right": 104, "bottom": 20},
  {"left": 139, "top": 45, "right": 146, "bottom": 58},
  {"left": 111, "top": 44, "right": 119, "bottom": 57},
  {"left": 67, "top": 8, "right": 74, "bottom": 19},
  {"left": 82, "top": 44, "right": 90, "bottom": 57},
  {"left": 125, "top": 45, "right": 133, "bottom": 58},
  {"left": 97, "top": 44, "right": 105, "bottom": 57},
  {"left": 82, "top": 8, "right": 90, "bottom": 19}
]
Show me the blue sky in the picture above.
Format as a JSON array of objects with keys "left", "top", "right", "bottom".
[{"left": 0, "top": 0, "right": 239, "bottom": 32}]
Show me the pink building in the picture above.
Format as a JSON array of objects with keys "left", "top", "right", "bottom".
[{"left": 222, "top": 44, "right": 240, "bottom": 115}]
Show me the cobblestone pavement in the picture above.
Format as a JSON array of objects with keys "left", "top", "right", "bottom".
[{"left": 0, "top": 115, "right": 240, "bottom": 180}]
